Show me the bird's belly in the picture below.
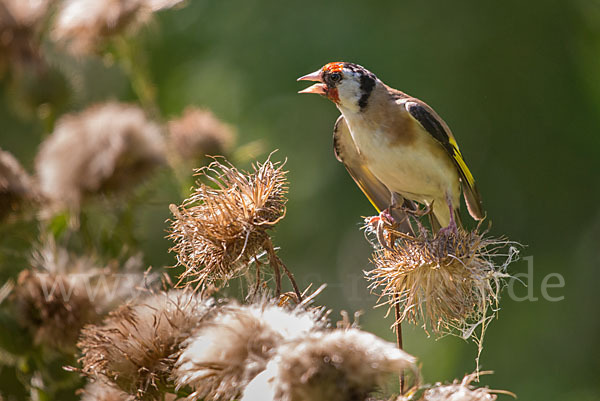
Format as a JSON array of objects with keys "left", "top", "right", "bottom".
[{"left": 351, "top": 126, "right": 459, "bottom": 204}]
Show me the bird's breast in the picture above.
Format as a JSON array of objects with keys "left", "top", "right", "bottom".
[{"left": 344, "top": 111, "right": 460, "bottom": 204}]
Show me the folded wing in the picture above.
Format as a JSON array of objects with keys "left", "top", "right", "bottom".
[
  {"left": 333, "top": 116, "right": 409, "bottom": 224},
  {"left": 403, "top": 100, "right": 485, "bottom": 221}
]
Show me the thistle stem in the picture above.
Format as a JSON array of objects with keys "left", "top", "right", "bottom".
[
  {"left": 388, "top": 227, "right": 406, "bottom": 393},
  {"left": 264, "top": 240, "right": 302, "bottom": 302},
  {"left": 113, "top": 36, "right": 159, "bottom": 116},
  {"left": 394, "top": 295, "right": 405, "bottom": 393}
]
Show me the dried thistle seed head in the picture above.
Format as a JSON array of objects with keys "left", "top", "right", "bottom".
[
  {"left": 0, "top": 0, "right": 51, "bottom": 72},
  {"left": 0, "top": 148, "right": 34, "bottom": 220},
  {"left": 35, "top": 102, "right": 165, "bottom": 212},
  {"left": 81, "top": 379, "right": 135, "bottom": 401},
  {"left": 366, "top": 224, "right": 517, "bottom": 353},
  {"left": 51, "top": 0, "right": 188, "bottom": 54},
  {"left": 168, "top": 156, "right": 288, "bottom": 289},
  {"left": 422, "top": 373, "right": 499, "bottom": 401},
  {"left": 12, "top": 242, "right": 148, "bottom": 351},
  {"left": 174, "top": 301, "right": 323, "bottom": 400},
  {"left": 242, "top": 328, "right": 417, "bottom": 401},
  {"left": 78, "top": 290, "right": 213, "bottom": 400},
  {"left": 51, "top": 0, "right": 146, "bottom": 54},
  {"left": 14, "top": 270, "right": 98, "bottom": 351},
  {"left": 0, "top": 0, "right": 51, "bottom": 28},
  {"left": 167, "top": 107, "right": 236, "bottom": 161}
]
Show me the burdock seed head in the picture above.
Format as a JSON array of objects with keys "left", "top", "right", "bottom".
[
  {"left": 167, "top": 107, "right": 236, "bottom": 161},
  {"left": 78, "top": 290, "right": 213, "bottom": 400},
  {"left": 241, "top": 328, "right": 417, "bottom": 401},
  {"left": 366, "top": 222, "right": 517, "bottom": 349},
  {"left": 168, "top": 155, "right": 288, "bottom": 289},
  {"left": 0, "top": 147, "right": 35, "bottom": 221},
  {"left": 35, "top": 102, "right": 165, "bottom": 212},
  {"left": 174, "top": 300, "right": 323, "bottom": 400}
]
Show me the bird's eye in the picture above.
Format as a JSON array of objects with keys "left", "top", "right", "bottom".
[{"left": 329, "top": 72, "right": 342, "bottom": 83}]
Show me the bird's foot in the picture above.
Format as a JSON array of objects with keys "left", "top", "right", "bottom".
[
  {"left": 405, "top": 202, "right": 431, "bottom": 219},
  {"left": 367, "top": 208, "right": 394, "bottom": 226},
  {"left": 366, "top": 209, "right": 397, "bottom": 250},
  {"left": 437, "top": 219, "right": 459, "bottom": 237},
  {"left": 436, "top": 193, "right": 460, "bottom": 237}
]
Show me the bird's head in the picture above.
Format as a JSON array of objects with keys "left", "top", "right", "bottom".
[{"left": 298, "top": 62, "right": 378, "bottom": 112}]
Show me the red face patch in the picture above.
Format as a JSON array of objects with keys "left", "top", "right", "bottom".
[
  {"left": 327, "top": 87, "right": 340, "bottom": 103},
  {"left": 323, "top": 62, "right": 344, "bottom": 74}
]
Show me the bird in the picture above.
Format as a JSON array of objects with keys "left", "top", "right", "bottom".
[{"left": 297, "top": 62, "right": 484, "bottom": 231}]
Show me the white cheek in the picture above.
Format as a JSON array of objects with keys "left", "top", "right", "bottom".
[{"left": 337, "top": 81, "right": 362, "bottom": 111}]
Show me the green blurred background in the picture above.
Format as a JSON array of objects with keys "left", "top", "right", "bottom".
[{"left": 2, "top": 0, "right": 600, "bottom": 399}]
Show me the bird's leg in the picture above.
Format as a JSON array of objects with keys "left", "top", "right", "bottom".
[
  {"left": 438, "top": 193, "right": 459, "bottom": 236},
  {"left": 365, "top": 193, "right": 401, "bottom": 249}
]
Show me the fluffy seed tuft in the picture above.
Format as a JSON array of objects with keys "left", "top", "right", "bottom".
[
  {"left": 242, "top": 328, "right": 417, "bottom": 401},
  {"left": 174, "top": 301, "right": 323, "bottom": 400},
  {"left": 78, "top": 290, "right": 213, "bottom": 400},
  {"left": 35, "top": 102, "right": 165, "bottom": 212},
  {"left": 168, "top": 156, "right": 287, "bottom": 289}
]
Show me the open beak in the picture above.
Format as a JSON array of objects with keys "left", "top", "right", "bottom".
[{"left": 297, "top": 69, "right": 326, "bottom": 95}]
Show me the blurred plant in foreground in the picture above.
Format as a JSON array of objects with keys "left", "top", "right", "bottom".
[
  {"left": 12, "top": 240, "right": 149, "bottom": 352},
  {"left": 78, "top": 289, "right": 212, "bottom": 399},
  {"left": 51, "top": 0, "right": 186, "bottom": 55},
  {"left": 35, "top": 101, "right": 165, "bottom": 215}
]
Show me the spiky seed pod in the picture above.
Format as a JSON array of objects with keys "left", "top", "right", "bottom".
[
  {"left": 174, "top": 301, "right": 323, "bottom": 400},
  {"left": 366, "top": 223, "right": 516, "bottom": 342},
  {"left": 241, "top": 328, "right": 417, "bottom": 401},
  {"left": 167, "top": 107, "right": 236, "bottom": 161},
  {"left": 80, "top": 379, "right": 135, "bottom": 401},
  {"left": 421, "top": 373, "right": 500, "bottom": 401},
  {"left": 12, "top": 242, "right": 144, "bottom": 351},
  {"left": 0, "top": 148, "right": 34, "bottom": 221},
  {"left": 78, "top": 290, "right": 213, "bottom": 400},
  {"left": 35, "top": 102, "right": 165, "bottom": 212},
  {"left": 168, "top": 156, "right": 288, "bottom": 289}
]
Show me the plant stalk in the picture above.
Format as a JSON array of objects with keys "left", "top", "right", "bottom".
[{"left": 394, "top": 296, "right": 405, "bottom": 393}]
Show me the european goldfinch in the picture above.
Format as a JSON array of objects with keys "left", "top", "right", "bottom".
[{"left": 298, "top": 62, "right": 484, "bottom": 230}]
